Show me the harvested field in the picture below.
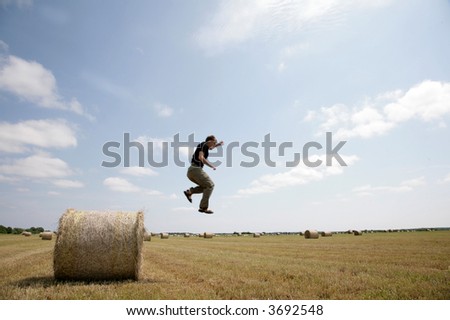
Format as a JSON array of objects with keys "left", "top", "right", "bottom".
[{"left": 0, "top": 232, "right": 449, "bottom": 299}]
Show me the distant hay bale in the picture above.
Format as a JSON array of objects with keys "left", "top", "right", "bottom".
[
  {"left": 39, "top": 232, "right": 43, "bottom": 237},
  {"left": 321, "top": 231, "right": 332, "bottom": 237},
  {"left": 41, "top": 232, "right": 53, "bottom": 240},
  {"left": 203, "top": 232, "right": 214, "bottom": 239},
  {"left": 253, "top": 233, "right": 261, "bottom": 238},
  {"left": 184, "top": 233, "right": 190, "bottom": 238},
  {"left": 54, "top": 209, "right": 144, "bottom": 281},
  {"left": 143, "top": 232, "right": 151, "bottom": 241},
  {"left": 304, "top": 230, "right": 319, "bottom": 239},
  {"left": 22, "top": 231, "right": 32, "bottom": 237},
  {"left": 160, "top": 233, "right": 169, "bottom": 239},
  {"left": 353, "top": 230, "right": 363, "bottom": 236}
]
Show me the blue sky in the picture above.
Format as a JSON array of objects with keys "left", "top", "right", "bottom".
[{"left": 1, "top": 0, "right": 449, "bottom": 233}]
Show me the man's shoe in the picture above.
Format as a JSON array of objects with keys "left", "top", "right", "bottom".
[
  {"left": 198, "top": 208, "right": 214, "bottom": 214},
  {"left": 183, "top": 190, "right": 192, "bottom": 203}
]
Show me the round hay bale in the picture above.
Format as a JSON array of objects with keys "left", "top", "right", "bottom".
[
  {"left": 143, "top": 232, "right": 151, "bottom": 241},
  {"left": 253, "top": 233, "right": 261, "bottom": 238},
  {"left": 321, "top": 231, "right": 332, "bottom": 237},
  {"left": 41, "top": 232, "right": 53, "bottom": 240},
  {"left": 304, "top": 229, "right": 319, "bottom": 239},
  {"left": 54, "top": 209, "right": 144, "bottom": 281},
  {"left": 203, "top": 232, "right": 214, "bottom": 239},
  {"left": 22, "top": 231, "right": 32, "bottom": 237},
  {"left": 353, "top": 230, "right": 363, "bottom": 236},
  {"left": 160, "top": 233, "right": 169, "bottom": 239}
]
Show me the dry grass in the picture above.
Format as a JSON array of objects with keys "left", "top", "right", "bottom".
[{"left": 0, "top": 231, "right": 449, "bottom": 299}]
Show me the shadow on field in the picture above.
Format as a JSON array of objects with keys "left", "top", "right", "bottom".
[
  {"left": 14, "top": 276, "right": 160, "bottom": 288},
  {"left": 15, "top": 276, "right": 56, "bottom": 288}
]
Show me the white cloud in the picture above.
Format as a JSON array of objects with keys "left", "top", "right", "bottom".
[
  {"left": 52, "top": 179, "right": 84, "bottom": 188},
  {"left": 439, "top": 174, "right": 450, "bottom": 184},
  {"left": 103, "top": 176, "right": 162, "bottom": 196},
  {"left": 120, "top": 166, "right": 158, "bottom": 177},
  {"left": 154, "top": 103, "right": 174, "bottom": 118},
  {"left": 0, "top": 153, "right": 73, "bottom": 179},
  {"left": 353, "top": 176, "right": 426, "bottom": 196},
  {"left": 400, "top": 176, "right": 426, "bottom": 188},
  {"left": 384, "top": 80, "right": 450, "bottom": 123},
  {"left": 306, "top": 80, "right": 450, "bottom": 139},
  {"left": 145, "top": 189, "right": 163, "bottom": 196},
  {"left": 0, "top": 174, "right": 18, "bottom": 182},
  {"left": 0, "top": 119, "right": 77, "bottom": 153},
  {"left": 103, "top": 177, "right": 141, "bottom": 193},
  {"left": 136, "top": 136, "right": 169, "bottom": 153},
  {"left": 238, "top": 154, "right": 359, "bottom": 195},
  {"left": 0, "top": 55, "right": 93, "bottom": 119},
  {"left": 195, "top": 0, "right": 392, "bottom": 54},
  {"left": 136, "top": 135, "right": 195, "bottom": 162}
]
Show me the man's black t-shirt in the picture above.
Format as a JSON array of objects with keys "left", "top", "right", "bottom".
[{"left": 191, "top": 142, "right": 209, "bottom": 167}]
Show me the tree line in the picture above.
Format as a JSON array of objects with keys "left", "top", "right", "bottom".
[{"left": 0, "top": 225, "right": 45, "bottom": 234}]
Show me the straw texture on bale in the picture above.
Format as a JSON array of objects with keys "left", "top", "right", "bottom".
[
  {"left": 304, "top": 229, "right": 319, "bottom": 239},
  {"left": 41, "top": 232, "right": 53, "bottom": 240},
  {"left": 54, "top": 209, "right": 144, "bottom": 281},
  {"left": 160, "top": 233, "right": 169, "bottom": 239},
  {"left": 203, "top": 232, "right": 214, "bottom": 239},
  {"left": 321, "top": 231, "right": 332, "bottom": 237}
]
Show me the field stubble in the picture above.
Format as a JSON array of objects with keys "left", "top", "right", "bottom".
[{"left": 0, "top": 232, "right": 448, "bottom": 299}]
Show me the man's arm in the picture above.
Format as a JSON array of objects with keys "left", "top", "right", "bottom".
[
  {"left": 214, "top": 141, "right": 224, "bottom": 149},
  {"left": 199, "top": 151, "right": 216, "bottom": 170}
]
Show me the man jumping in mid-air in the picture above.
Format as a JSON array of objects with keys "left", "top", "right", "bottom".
[{"left": 184, "top": 135, "right": 223, "bottom": 214}]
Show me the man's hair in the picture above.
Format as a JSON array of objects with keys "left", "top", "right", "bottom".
[{"left": 205, "top": 135, "right": 216, "bottom": 142}]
